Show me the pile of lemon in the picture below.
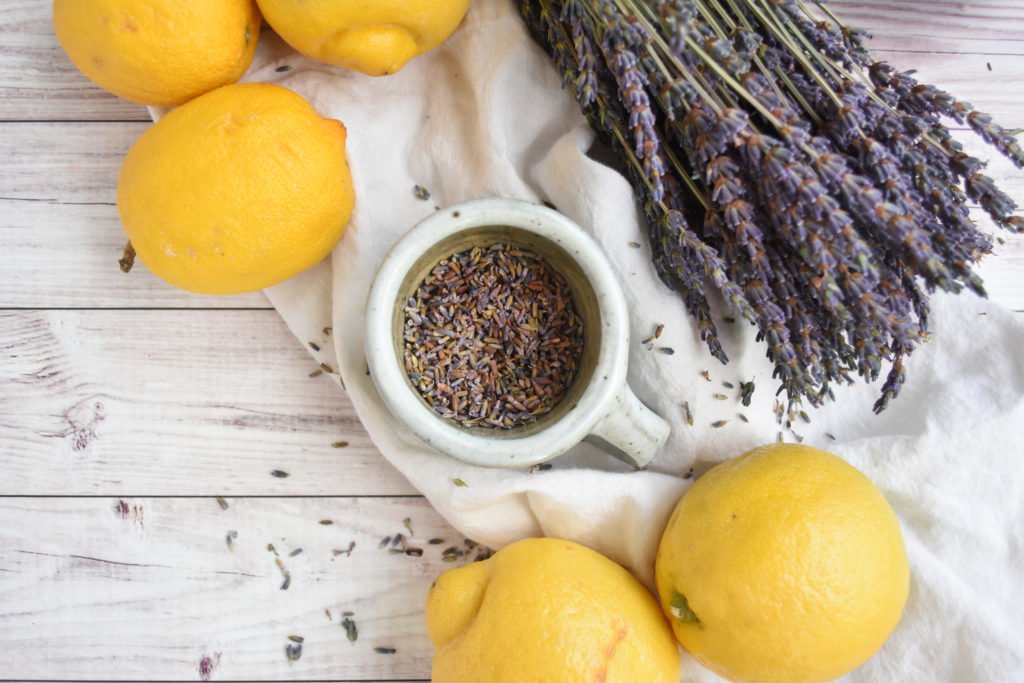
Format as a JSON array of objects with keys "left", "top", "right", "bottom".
[
  {"left": 54, "top": 0, "right": 472, "bottom": 294},
  {"left": 426, "top": 444, "right": 910, "bottom": 683}
]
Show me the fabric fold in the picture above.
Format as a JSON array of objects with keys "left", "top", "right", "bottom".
[{"left": 235, "top": 2, "right": 1023, "bottom": 679}]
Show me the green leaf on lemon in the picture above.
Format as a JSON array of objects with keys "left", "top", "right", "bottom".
[{"left": 670, "top": 590, "right": 700, "bottom": 624}]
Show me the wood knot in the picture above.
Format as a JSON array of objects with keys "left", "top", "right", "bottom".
[{"left": 63, "top": 398, "right": 105, "bottom": 452}]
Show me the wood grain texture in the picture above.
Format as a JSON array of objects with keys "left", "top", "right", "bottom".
[
  {"left": 0, "top": 1, "right": 149, "bottom": 122},
  {"left": 0, "top": 496, "right": 478, "bottom": 681},
  {"left": 0, "top": 121, "right": 268, "bottom": 308},
  {"left": 0, "top": 310, "right": 414, "bottom": 496}
]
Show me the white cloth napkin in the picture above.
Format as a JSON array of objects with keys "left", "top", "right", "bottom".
[{"left": 207, "top": 1, "right": 1024, "bottom": 679}]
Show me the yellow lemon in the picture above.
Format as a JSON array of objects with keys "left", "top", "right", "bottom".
[
  {"left": 117, "top": 83, "right": 354, "bottom": 295},
  {"left": 425, "top": 537, "right": 680, "bottom": 683},
  {"left": 656, "top": 443, "right": 910, "bottom": 683},
  {"left": 255, "top": 0, "right": 473, "bottom": 76},
  {"left": 53, "top": 0, "right": 260, "bottom": 107}
]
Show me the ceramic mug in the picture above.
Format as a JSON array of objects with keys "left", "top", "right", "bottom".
[{"left": 364, "top": 198, "right": 670, "bottom": 469}]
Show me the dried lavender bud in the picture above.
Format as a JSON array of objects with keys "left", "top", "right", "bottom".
[
  {"left": 342, "top": 617, "right": 358, "bottom": 642},
  {"left": 681, "top": 401, "right": 693, "bottom": 426},
  {"left": 275, "top": 557, "right": 291, "bottom": 590},
  {"left": 404, "top": 242, "right": 584, "bottom": 429},
  {"left": 739, "top": 381, "right": 755, "bottom": 407},
  {"left": 119, "top": 241, "right": 136, "bottom": 273}
]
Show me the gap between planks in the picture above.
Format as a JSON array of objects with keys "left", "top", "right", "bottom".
[{"left": 0, "top": 495, "right": 426, "bottom": 500}]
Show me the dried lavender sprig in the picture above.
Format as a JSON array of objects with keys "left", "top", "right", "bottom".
[
  {"left": 610, "top": 0, "right": 918, "bottom": 396},
  {"left": 522, "top": 0, "right": 1023, "bottom": 411},
  {"left": 638, "top": 22, "right": 872, "bottom": 385},
  {"left": 804, "top": 0, "right": 873, "bottom": 68},
  {"left": 598, "top": 8, "right": 667, "bottom": 202},
  {"left": 968, "top": 111, "right": 1024, "bottom": 169},
  {"left": 539, "top": 0, "right": 733, "bottom": 360},
  {"left": 530, "top": 0, "right": 750, "bottom": 361},
  {"left": 759, "top": 6, "right": 1024, "bottom": 236},
  {"left": 560, "top": 0, "right": 599, "bottom": 107},
  {"left": 726, "top": 26, "right": 982, "bottom": 294}
]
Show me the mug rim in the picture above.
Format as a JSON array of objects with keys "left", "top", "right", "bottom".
[{"left": 364, "top": 198, "right": 630, "bottom": 467}]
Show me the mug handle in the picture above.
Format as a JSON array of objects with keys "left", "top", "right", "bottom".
[{"left": 585, "top": 386, "right": 670, "bottom": 468}]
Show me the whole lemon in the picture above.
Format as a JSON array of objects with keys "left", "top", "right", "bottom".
[
  {"left": 656, "top": 444, "right": 909, "bottom": 683},
  {"left": 117, "top": 83, "right": 354, "bottom": 295},
  {"left": 426, "top": 538, "right": 680, "bottom": 683},
  {"left": 255, "top": 0, "right": 473, "bottom": 76},
  {"left": 53, "top": 0, "right": 260, "bottom": 107}
]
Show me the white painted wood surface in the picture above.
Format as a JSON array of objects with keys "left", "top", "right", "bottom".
[
  {"left": 0, "top": 0, "right": 1022, "bottom": 681},
  {"left": 0, "top": 311, "right": 414, "bottom": 496},
  {"left": 0, "top": 497, "right": 467, "bottom": 681}
]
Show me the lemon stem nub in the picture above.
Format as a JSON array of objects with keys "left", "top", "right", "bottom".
[
  {"left": 670, "top": 590, "right": 700, "bottom": 624},
  {"left": 119, "top": 241, "right": 136, "bottom": 273}
]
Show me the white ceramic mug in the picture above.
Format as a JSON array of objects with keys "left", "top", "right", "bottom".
[{"left": 364, "top": 198, "right": 670, "bottom": 469}]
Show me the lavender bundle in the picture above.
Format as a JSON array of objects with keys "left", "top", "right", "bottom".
[{"left": 520, "top": 0, "right": 1023, "bottom": 412}]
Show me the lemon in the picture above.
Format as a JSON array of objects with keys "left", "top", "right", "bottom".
[
  {"left": 116, "top": 83, "right": 354, "bottom": 295},
  {"left": 53, "top": 0, "right": 260, "bottom": 107},
  {"left": 656, "top": 443, "right": 909, "bottom": 683},
  {"left": 255, "top": 0, "right": 473, "bottom": 76},
  {"left": 426, "top": 538, "right": 680, "bottom": 683}
]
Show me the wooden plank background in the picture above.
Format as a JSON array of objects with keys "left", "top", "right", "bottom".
[{"left": 0, "top": 0, "right": 1022, "bottom": 680}]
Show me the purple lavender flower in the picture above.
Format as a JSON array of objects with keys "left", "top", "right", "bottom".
[{"left": 520, "top": 0, "right": 1023, "bottom": 411}]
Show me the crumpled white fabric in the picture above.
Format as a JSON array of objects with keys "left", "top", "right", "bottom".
[{"left": 187, "top": 1, "right": 1024, "bottom": 679}]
